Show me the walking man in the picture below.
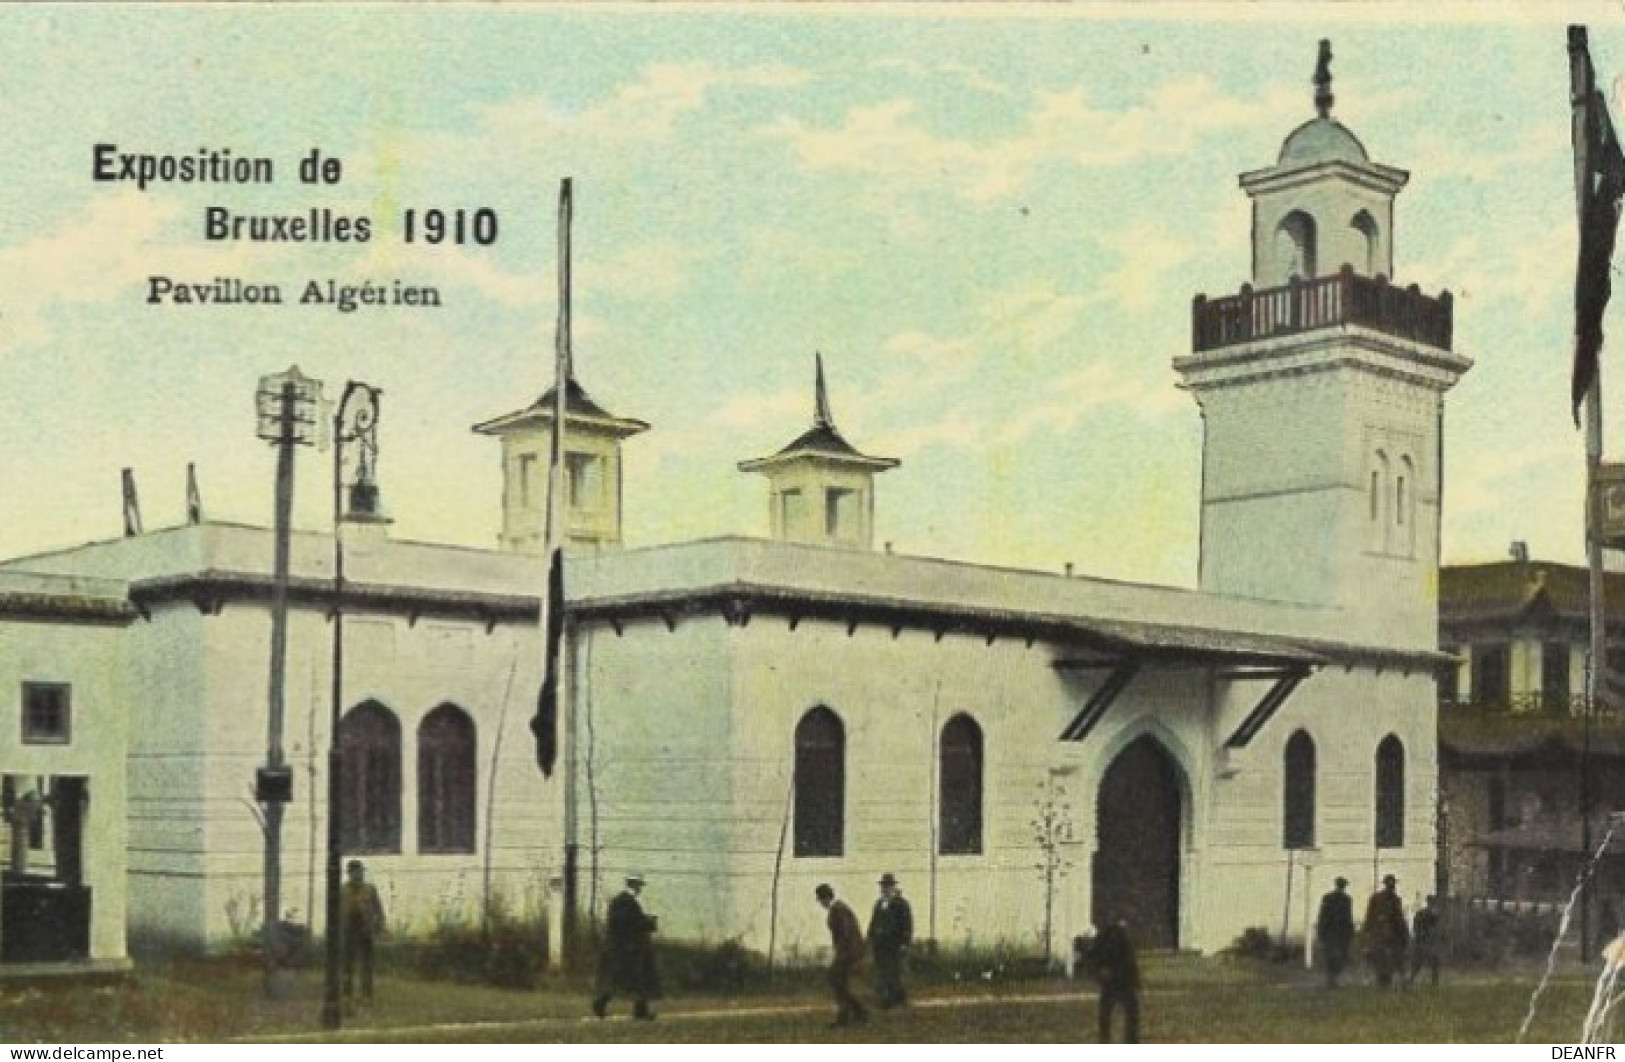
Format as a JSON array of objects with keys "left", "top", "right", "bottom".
[
  {"left": 1315, "top": 875, "right": 1355, "bottom": 988},
  {"left": 868, "top": 872, "right": 914, "bottom": 1009},
  {"left": 592, "top": 874, "right": 662, "bottom": 1020},
  {"left": 1409, "top": 894, "right": 1443, "bottom": 987},
  {"left": 816, "top": 884, "right": 868, "bottom": 1027},
  {"left": 341, "top": 859, "right": 386, "bottom": 1008},
  {"left": 1362, "top": 873, "right": 1410, "bottom": 989},
  {"left": 1089, "top": 917, "right": 1142, "bottom": 1043}
]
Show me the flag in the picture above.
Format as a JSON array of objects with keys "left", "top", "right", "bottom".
[
  {"left": 121, "top": 467, "right": 142, "bottom": 537},
  {"left": 186, "top": 462, "right": 203, "bottom": 524},
  {"left": 531, "top": 178, "right": 572, "bottom": 777},
  {"left": 1571, "top": 26, "right": 1625, "bottom": 424},
  {"left": 531, "top": 545, "right": 565, "bottom": 776}
]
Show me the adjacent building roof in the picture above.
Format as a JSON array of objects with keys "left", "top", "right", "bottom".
[{"left": 1440, "top": 560, "right": 1625, "bottom": 627}]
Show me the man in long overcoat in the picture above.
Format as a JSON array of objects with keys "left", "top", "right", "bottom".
[
  {"left": 868, "top": 872, "right": 914, "bottom": 1009},
  {"left": 1315, "top": 876, "right": 1355, "bottom": 988},
  {"left": 341, "top": 859, "right": 387, "bottom": 1008},
  {"left": 817, "top": 883, "right": 868, "bottom": 1027},
  {"left": 592, "top": 874, "right": 661, "bottom": 1020},
  {"left": 1362, "top": 873, "right": 1410, "bottom": 988},
  {"left": 1090, "top": 917, "right": 1142, "bottom": 1043}
]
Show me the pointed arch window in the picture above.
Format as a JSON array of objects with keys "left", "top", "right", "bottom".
[
  {"left": 1283, "top": 729, "right": 1316, "bottom": 849},
  {"left": 1375, "top": 735, "right": 1406, "bottom": 849},
  {"left": 1278, "top": 210, "right": 1318, "bottom": 280},
  {"left": 939, "top": 714, "right": 984, "bottom": 856},
  {"left": 340, "top": 700, "right": 402, "bottom": 854},
  {"left": 419, "top": 704, "right": 476, "bottom": 854},
  {"left": 794, "top": 706, "right": 845, "bottom": 858}
]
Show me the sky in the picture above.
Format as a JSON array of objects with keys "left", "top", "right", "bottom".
[{"left": 0, "top": 2, "right": 1618, "bottom": 588}]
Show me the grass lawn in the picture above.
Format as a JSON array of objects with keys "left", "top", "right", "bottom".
[{"left": 0, "top": 954, "right": 1611, "bottom": 1044}]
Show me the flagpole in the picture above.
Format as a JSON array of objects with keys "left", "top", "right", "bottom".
[
  {"left": 550, "top": 178, "right": 579, "bottom": 969},
  {"left": 1585, "top": 370, "right": 1603, "bottom": 964},
  {"left": 1572, "top": 25, "right": 1612, "bottom": 964}
]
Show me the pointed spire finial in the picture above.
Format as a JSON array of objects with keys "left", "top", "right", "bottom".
[
  {"left": 1314, "top": 39, "right": 1334, "bottom": 118},
  {"left": 814, "top": 351, "right": 833, "bottom": 428}
]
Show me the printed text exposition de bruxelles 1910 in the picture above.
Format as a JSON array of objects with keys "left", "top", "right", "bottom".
[{"left": 92, "top": 144, "right": 488, "bottom": 312}]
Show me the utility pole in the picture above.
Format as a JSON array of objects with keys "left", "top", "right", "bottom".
[{"left": 255, "top": 366, "right": 323, "bottom": 995}]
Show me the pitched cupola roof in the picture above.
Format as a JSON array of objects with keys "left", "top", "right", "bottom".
[
  {"left": 738, "top": 353, "right": 899, "bottom": 473},
  {"left": 472, "top": 376, "right": 649, "bottom": 440}
]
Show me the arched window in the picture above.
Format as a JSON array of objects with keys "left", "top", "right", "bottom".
[
  {"left": 1370, "top": 450, "right": 1389, "bottom": 525},
  {"left": 939, "top": 714, "right": 984, "bottom": 856},
  {"left": 1396, "top": 465, "right": 1407, "bottom": 526},
  {"left": 1351, "top": 210, "right": 1380, "bottom": 274},
  {"left": 1278, "top": 210, "right": 1318, "bottom": 280},
  {"left": 1375, "top": 735, "right": 1406, "bottom": 848},
  {"left": 340, "top": 701, "right": 401, "bottom": 854},
  {"left": 1283, "top": 729, "right": 1316, "bottom": 849},
  {"left": 418, "top": 704, "right": 476, "bottom": 854},
  {"left": 793, "top": 706, "right": 844, "bottom": 858}
]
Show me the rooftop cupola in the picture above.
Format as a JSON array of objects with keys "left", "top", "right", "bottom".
[
  {"left": 473, "top": 376, "right": 648, "bottom": 554},
  {"left": 1240, "top": 39, "right": 1409, "bottom": 288},
  {"left": 738, "top": 353, "right": 897, "bottom": 550}
]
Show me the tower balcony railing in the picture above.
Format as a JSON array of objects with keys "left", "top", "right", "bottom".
[{"left": 1192, "top": 265, "right": 1454, "bottom": 353}]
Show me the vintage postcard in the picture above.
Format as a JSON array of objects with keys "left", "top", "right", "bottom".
[{"left": 0, "top": 0, "right": 1621, "bottom": 1048}]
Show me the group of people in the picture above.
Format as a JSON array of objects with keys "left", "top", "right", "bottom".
[
  {"left": 814, "top": 872, "right": 915, "bottom": 1027},
  {"left": 1315, "top": 873, "right": 1444, "bottom": 989},
  {"left": 338, "top": 859, "right": 1446, "bottom": 1035},
  {"left": 590, "top": 869, "right": 918, "bottom": 1025}
]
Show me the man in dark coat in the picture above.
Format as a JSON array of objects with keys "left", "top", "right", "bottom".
[
  {"left": 816, "top": 883, "right": 868, "bottom": 1027},
  {"left": 592, "top": 874, "right": 661, "bottom": 1020},
  {"left": 1409, "top": 893, "right": 1443, "bottom": 987},
  {"left": 868, "top": 872, "right": 914, "bottom": 1009},
  {"left": 1089, "top": 917, "right": 1141, "bottom": 1043},
  {"left": 1315, "top": 875, "right": 1356, "bottom": 988},
  {"left": 341, "top": 859, "right": 386, "bottom": 1008},
  {"left": 1362, "top": 873, "right": 1410, "bottom": 988}
]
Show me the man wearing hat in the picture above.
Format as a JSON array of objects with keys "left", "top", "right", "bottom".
[
  {"left": 868, "top": 872, "right": 914, "bottom": 1009},
  {"left": 1315, "top": 875, "right": 1355, "bottom": 988},
  {"left": 815, "top": 884, "right": 867, "bottom": 1027},
  {"left": 341, "top": 859, "right": 386, "bottom": 1007},
  {"left": 1362, "top": 873, "right": 1410, "bottom": 989},
  {"left": 593, "top": 874, "right": 661, "bottom": 1020}
]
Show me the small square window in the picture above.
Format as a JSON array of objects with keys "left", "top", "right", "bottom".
[{"left": 22, "top": 684, "right": 70, "bottom": 745}]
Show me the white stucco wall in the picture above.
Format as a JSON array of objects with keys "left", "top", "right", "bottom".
[{"left": 0, "top": 575, "right": 132, "bottom": 964}]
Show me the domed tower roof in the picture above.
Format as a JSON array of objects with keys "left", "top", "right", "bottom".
[{"left": 1277, "top": 117, "right": 1370, "bottom": 167}]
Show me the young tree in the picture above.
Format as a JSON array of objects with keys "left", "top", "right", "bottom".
[{"left": 1031, "top": 776, "right": 1076, "bottom": 963}]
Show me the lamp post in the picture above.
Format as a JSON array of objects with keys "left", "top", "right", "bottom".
[
  {"left": 322, "top": 381, "right": 381, "bottom": 1029},
  {"left": 254, "top": 366, "right": 324, "bottom": 994}
]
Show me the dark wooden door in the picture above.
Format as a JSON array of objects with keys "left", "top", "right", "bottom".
[{"left": 1092, "top": 735, "right": 1183, "bottom": 948}]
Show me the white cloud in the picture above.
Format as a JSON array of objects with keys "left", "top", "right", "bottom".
[
  {"left": 1092, "top": 220, "right": 1198, "bottom": 313},
  {"left": 763, "top": 76, "right": 1306, "bottom": 208},
  {"left": 0, "top": 192, "right": 280, "bottom": 347},
  {"left": 874, "top": 56, "right": 1012, "bottom": 98},
  {"left": 476, "top": 61, "right": 809, "bottom": 147},
  {"left": 588, "top": 238, "right": 713, "bottom": 303}
]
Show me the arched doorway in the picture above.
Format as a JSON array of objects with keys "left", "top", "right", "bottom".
[{"left": 1092, "top": 735, "right": 1184, "bottom": 948}]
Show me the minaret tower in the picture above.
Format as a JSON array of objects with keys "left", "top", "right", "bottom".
[
  {"left": 473, "top": 377, "right": 648, "bottom": 554},
  {"left": 1173, "top": 41, "right": 1472, "bottom": 643},
  {"left": 739, "top": 354, "right": 898, "bottom": 550}
]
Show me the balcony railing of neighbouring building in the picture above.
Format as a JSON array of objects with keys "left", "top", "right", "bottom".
[{"left": 1192, "top": 265, "right": 1453, "bottom": 353}]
